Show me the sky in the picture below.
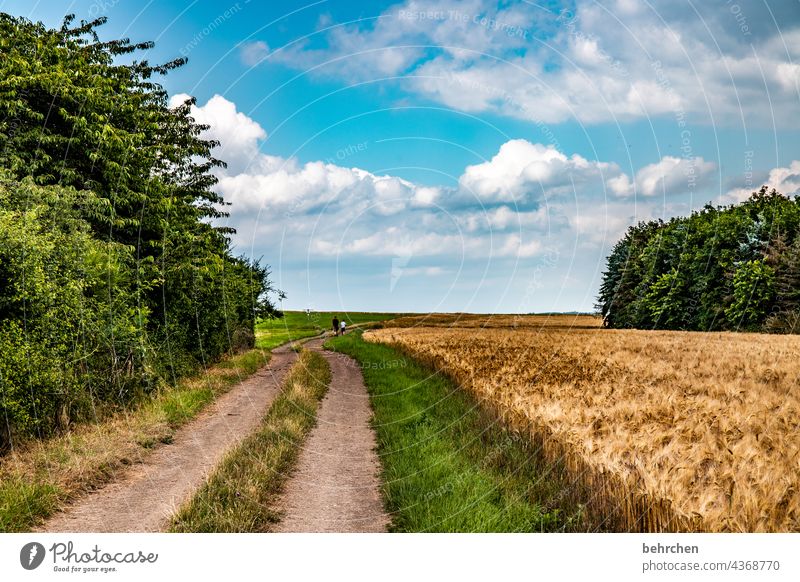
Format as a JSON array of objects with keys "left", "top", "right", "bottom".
[{"left": 2, "top": 0, "right": 799, "bottom": 313}]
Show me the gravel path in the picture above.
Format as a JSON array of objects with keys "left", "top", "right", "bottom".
[
  {"left": 273, "top": 338, "right": 389, "bottom": 532},
  {"left": 40, "top": 346, "right": 298, "bottom": 533}
]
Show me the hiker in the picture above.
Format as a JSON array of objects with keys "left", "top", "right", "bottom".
[
  {"left": 332, "top": 316, "right": 339, "bottom": 336},
  {"left": 340, "top": 320, "right": 347, "bottom": 335}
]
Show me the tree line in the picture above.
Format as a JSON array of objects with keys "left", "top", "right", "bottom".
[
  {"left": 0, "top": 14, "right": 281, "bottom": 450},
  {"left": 598, "top": 186, "right": 800, "bottom": 333}
]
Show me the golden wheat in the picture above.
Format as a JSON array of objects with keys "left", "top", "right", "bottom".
[{"left": 366, "top": 316, "right": 800, "bottom": 532}]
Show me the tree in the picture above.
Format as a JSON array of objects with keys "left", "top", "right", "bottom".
[
  {"left": 0, "top": 175, "right": 148, "bottom": 449},
  {"left": 597, "top": 187, "right": 800, "bottom": 334},
  {"left": 0, "top": 14, "right": 282, "bottom": 448},
  {"left": 765, "top": 233, "right": 800, "bottom": 333},
  {"left": 725, "top": 260, "right": 776, "bottom": 330}
]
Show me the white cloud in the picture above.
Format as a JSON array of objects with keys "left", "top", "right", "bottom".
[
  {"left": 459, "top": 140, "right": 617, "bottom": 204},
  {"left": 607, "top": 173, "right": 633, "bottom": 197},
  {"left": 391, "top": 266, "right": 448, "bottom": 277},
  {"left": 411, "top": 186, "right": 441, "bottom": 207},
  {"left": 611, "top": 156, "right": 717, "bottom": 198},
  {"left": 768, "top": 161, "right": 800, "bottom": 194},
  {"left": 179, "top": 94, "right": 787, "bottom": 278},
  {"left": 499, "top": 233, "right": 542, "bottom": 258},
  {"left": 169, "top": 93, "right": 267, "bottom": 174},
  {"left": 172, "top": 92, "right": 800, "bottom": 310},
  {"left": 458, "top": 205, "right": 550, "bottom": 232},
  {"left": 269, "top": 0, "right": 800, "bottom": 127},
  {"left": 457, "top": 139, "right": 712, "bottom": 203},
  {"left": 318, "top": 227, "right": 544, "bottom": 259},
  {"left": 571, "top": 205, "right": 636, "bottom": 245},
  {"left": 240, "top": 41, "right": 270, "bottom": 66},
  {"left": 722, "top": 160, "right": 800, "bottom": 204},
  {"left": 329, "top": 228, "right": 464, "bottom": 257},
  {"left": 178, "top": 96, "right": 584, "bottom": 263}
]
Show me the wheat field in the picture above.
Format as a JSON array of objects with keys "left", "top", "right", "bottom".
[{"left": 366, "top": 316, "right": 800, "bottom": 532}]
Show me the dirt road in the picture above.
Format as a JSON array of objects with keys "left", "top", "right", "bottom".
[
  {"left": 273, "top": 338, "right": 389, "bottom": 532},
  {"left": 41, "top": 346, "right": 298, "bottom": 533}
]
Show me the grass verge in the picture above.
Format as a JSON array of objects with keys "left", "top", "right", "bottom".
[
  {"left": 0, "top": 349, "right": 269, "bottom": 532},
  {"left": 169, "top": 349, "right": 332, "bottom": 532},
  {"left": 325, "top": 331, "right": 592, "bottom": 532}
]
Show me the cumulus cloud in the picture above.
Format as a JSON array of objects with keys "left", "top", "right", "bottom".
[
  {"left": 172, "top": 93, "right": 800, "bottom": 310},
  {"left": 458, "top": 140, "right": 713, "bottom": 203},
  {"left": 318, "top": 227, "right": 542, "bottom": 259},
  {"left": 570, "top": 204, "right": 638, "bottom": 245},
  {"left": 178, "top": 96, "right": 596, "bottom": 263},
  {"left": 457, "top": 205, "right": 551, "bottom": 232},
  {"left": 610, "top": 156, "right": 717, "bottom": 198},
  {"left": 768, "top": 161, "right": 800, "bottom": 194},
  {"left": 177, "top": 95, "right": 731, "bottom": 274},
  {"left": 722, "top": 160, "right": 800, "bottom": 204},
  {"left": 169, "top": 93, "right": 267, "bottom": 174},
  {"left": 459, "top": 140, "right": 617, "bottom": 204}
]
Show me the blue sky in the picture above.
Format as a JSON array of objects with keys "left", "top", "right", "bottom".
[{"left": 3, "top": 0, "right": 800, "bottom": 313}]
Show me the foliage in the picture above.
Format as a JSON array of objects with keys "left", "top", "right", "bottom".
[
  {"left": 0, "top": 14, "right": 281, "bottom": 449},
  {"left": 0, "top": 177, "right": 143, "bottom": 443},
  {"left": 725, "top": 260, "right": 776, "bottom": 330},
  {"left": 597, "top": 187, "right": 800, "bottom": 332},
  {"left": 0, "top": 348, "right": 268, "bottom": 532}
]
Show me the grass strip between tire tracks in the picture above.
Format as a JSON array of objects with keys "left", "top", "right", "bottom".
[
  {"left": 325, "top": 331, "right": 592, "bottom": 532},
  {"left": 169, "top": 349, "right": 331, "bottom": 532}
]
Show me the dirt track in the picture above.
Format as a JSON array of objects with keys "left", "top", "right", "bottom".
[
  {"left": 39, "top": 334, "right": 388, "bottom": 533},
  {"left": 273, "top": 338, "right": 388, "bottom": 532},
  {"left": 40, "top": 346, "right": 298, "bottom": 533}
]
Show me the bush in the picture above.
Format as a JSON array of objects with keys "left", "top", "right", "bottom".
[
  {"left": 230, "top": 328, "right": 256, "bottom": 353},
  {"left": 0, "top": 178, "right": 148, "bottom": 448}
]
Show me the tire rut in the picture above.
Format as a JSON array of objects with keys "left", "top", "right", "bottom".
[{"left": 272, "top": 338, "right": 389, "bottom": 532}]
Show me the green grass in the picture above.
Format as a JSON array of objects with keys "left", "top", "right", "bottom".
[
  {"left": 169, "top": 349, "right": 332, "bottom": 532},
  {"left": 255, "top": 310, "right": 402, "bottom": 350},
  {"left": 159, "top": 387, "right": 215, "bottom": 427},
  {"left": 0, "top": 348, "right": 270, "bottom": 532},
  {"left": 325, "top": 331, "right": 590, "bottom": 532},
  {"left": 0, "top": 479, "right": 61, "bottom": 532}
]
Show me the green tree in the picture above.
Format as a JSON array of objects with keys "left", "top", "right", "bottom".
[
  {"left": 598, "top": 187, "right": 800, "bottom": 334},
  {"left": 764, "top": 233, "right": 800, "bottom": 333},
  {"left": 0, "top": 14, "right": 282, "bottom": 448},
  {"left": 725, "top": 260, "right": 776, "bottom": 330}
]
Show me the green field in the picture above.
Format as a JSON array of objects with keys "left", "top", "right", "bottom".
[{"left": 255, "top": 311, "right": 402, "bottom": 350}]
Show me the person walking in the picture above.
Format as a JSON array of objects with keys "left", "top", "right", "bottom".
[
  {"left": 340, "top": 320, "right": 347, "bottom": 335},
  {"left": 332, "top": 316, "right": 340, "bottom": 336}
]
